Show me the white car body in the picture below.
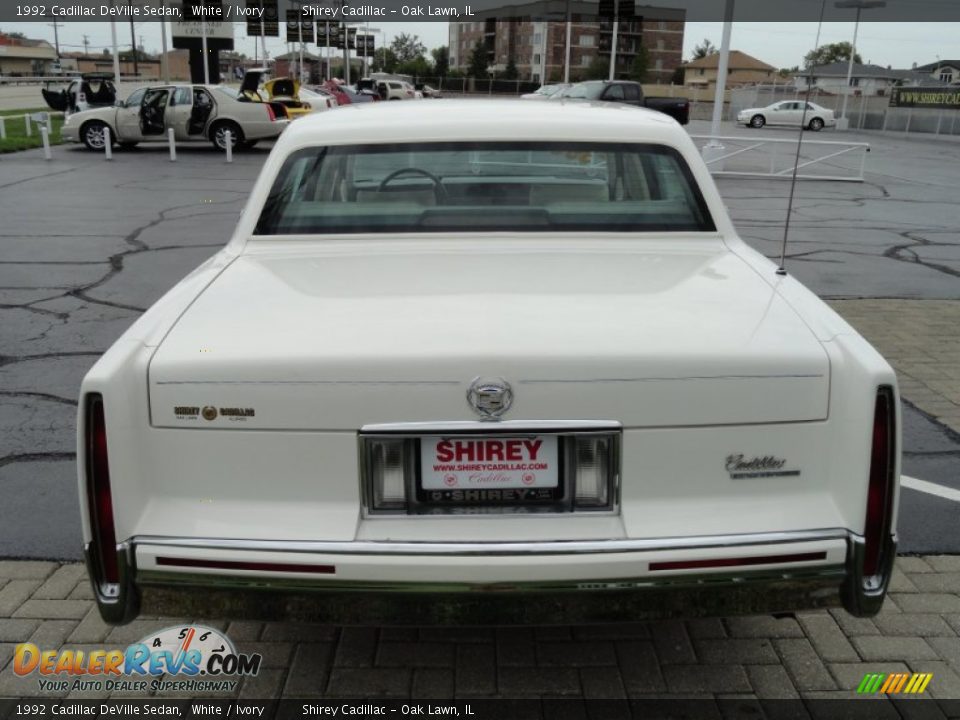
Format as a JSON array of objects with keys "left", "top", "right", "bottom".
[
  {"left": 376, "top": 80, "right": 415, "bottom": 100},
  {"left": 521, "top": 83, "right": 572, "bottom": 100},
  {"left": 61, "top": 83, "right": 290, "bottom": 151},
  {"left": 78, "top": 100, "right": 899, "bottom": 624},
  {"left": 297, "top": 87, "right": 337, "bottom": 111},
  {"left": 738, "top": 100, "right": 837, "bottom": 130}
]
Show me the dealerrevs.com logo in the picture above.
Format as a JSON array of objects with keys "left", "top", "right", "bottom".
[{"left": 13, "top": 625, "right": 261, "bottom": 694}]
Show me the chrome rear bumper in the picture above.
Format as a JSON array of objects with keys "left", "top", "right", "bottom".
[{"left": 87, "top": 528, "right": 896, "bottom": 625}]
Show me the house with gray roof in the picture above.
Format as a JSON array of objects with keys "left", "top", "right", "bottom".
[
  {"left": 914, "top": 60, "right": 960, "bottom": 85},
  {"left": 793, "top": 62, "right": 929, "bottom": 97}
]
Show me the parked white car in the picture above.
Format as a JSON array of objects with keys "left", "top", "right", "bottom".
[
  {"left": 78, "top": 100, "right": 899, "bottom": 624},
  {"left": 61, "top": 83, "right": 290, "bottom": 151},
  {"left": 521, "top": 83, "right": 571, "bottom": 100},
  {"left": 373, "top": 79, "right": 417, "bottom": 100},
  {"left": 738, "top": 100, "right": 837, "bottom": 131}
]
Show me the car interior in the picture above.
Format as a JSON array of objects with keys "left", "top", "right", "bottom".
[{"left": 140, "top": 89, "right": 170, "bottom": 136}]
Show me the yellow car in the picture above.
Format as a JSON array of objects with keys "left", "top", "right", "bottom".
[{"left": 262, "top": 77, "right": 314, "bottom": 119}]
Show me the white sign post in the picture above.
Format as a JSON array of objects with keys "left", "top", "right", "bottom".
[
  {"left": 24, "top": 114, "right": 31, "bottom": 137},
  {"left": 0, "top": 116, "right": 5, "bottom": 140},
  {"left": 104, "top": 126, "right": 112, "bottom": 160},
  {"left": 224, "top": 130, "right": 232, "bottom": 163},
  {"left": 168, "top": 127, "right": 176, "bottom": 161}
]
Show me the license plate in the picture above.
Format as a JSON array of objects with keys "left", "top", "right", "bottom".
[{"left": 418, "top": 435, "right": 560, "bottom": 504}]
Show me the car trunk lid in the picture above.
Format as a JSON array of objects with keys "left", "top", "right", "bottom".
[{"left": 149, "top": 238, "right": 829, "bottom": 430}]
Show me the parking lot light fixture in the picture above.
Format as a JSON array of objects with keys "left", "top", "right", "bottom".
[{"left": 834, "top": 0, "right": 886, "bottom": 130}]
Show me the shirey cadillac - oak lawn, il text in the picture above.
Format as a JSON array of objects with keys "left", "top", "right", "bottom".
[{"left": 77, "top": 100, "right": 900, "bottom": 624}]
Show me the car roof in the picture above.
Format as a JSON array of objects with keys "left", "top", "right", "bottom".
[{"left": 275, "top": 99, "right": 679, "bottom": 151}]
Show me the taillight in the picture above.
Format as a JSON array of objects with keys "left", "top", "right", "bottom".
[
  {"left": 863, "top": 386, "right": 895, "bottom": 577},
  {"left": 265, "top": 103, "right": 276, "bottom": 121},
  {"left": 85, "top": 394, "right": 119, "bottom": 587}
]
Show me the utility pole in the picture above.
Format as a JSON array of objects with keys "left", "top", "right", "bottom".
[
  {"left": 48, "top": 21, "right": 61, "bottom": 59},
  {"left": 82, "top": 34, "right": 90, "bottom": 57}
]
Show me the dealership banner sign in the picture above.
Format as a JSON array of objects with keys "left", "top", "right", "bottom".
[{"left": 890, "top": 87, "right": 960, "bottom": 109}]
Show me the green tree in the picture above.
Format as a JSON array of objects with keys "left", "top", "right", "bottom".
[
  {"left": 372, "top": 47, "right": 398, "bottom": 73},
  {"left": 804, "top": 42, "right": 862, "bottom": 69},
  {"left": 397, "top": 56, "right": 431, "bottom": 78},
  {"left": 502, "top": 56, "right": 518, "bottom": 80},
  {"left": 389, "top": 33, "right": 426, "bottom": 65},
  {"left": 583, "top": 55, "right": 608, "bottom": 81},
  {"left": 467, "top": 41, "right": 489, "bottom": 79},
  {"left": 670, "top": 65, "right": 685, "bottom": 84},
  {"left": 2, "top": 30, "right": 27, "bottom": 39},
  {"left": 431, "top": 45, "right": 449, "bottom": 77},
  {"left": 629, "top": 46, "right": 650, "bottom": 82},
  {"left": 119, "top": 48, "right": 152, "bottom": 62},
  {"left": 692, "top": 38, "right": 716, "bottom": 60}
]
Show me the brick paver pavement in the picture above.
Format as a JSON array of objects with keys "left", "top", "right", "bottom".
[
  {"left": 830, "top": 300, "right": 960, "bottom": 434},
  {"left": 1, "top": 560, "right": 959, "bottom": 701}
]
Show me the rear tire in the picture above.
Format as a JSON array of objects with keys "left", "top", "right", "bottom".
[
  {"left": 808, "top": 117, "right": 825, "bottom": 131},
  {"left": 749, "top": 114, "right": 765, "bottom": 129},
  {"left": 80, "top": 120, "right": 112, "bottom": 151},
  {"left": 210, "top": 121, "right": 243, "bottom": 151}
]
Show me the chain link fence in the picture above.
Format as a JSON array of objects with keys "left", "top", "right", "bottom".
[
  {"left": 730, "top": 85, "right": 960, "bottom": 138},
  {"left": 409, "top": 76, "right": 541, "bottom": 96}
]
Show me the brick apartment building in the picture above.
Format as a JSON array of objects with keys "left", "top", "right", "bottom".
[{"left": 449, "top": 5, "right": 684, "bottom": 84}]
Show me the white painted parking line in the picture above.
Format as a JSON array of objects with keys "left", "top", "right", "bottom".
[{"left": 902, "top": 475, "right": 960, "bottom": 503}]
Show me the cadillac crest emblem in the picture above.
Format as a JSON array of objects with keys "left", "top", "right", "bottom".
[{"left": 467, "top": 377, "right": 513, "bottom": 420}]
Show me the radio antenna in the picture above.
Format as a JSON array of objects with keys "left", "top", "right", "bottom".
[{"left": 777, "top": 0, "right": 828, "bottom": 276}]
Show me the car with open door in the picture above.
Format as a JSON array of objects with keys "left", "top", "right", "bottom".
[
  {"left": 78, "top": 100, "right": 899, "bottom": 625},
  {"left": 61, "top": 83, "right": 290, "bottom": 151},
  {"left": 41, "top": 72, "right": 117, "bottom": 116},
  {"left": 738, "top": 100, "right": 836, "bottom": 130}
]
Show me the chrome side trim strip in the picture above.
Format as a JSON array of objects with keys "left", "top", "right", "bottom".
[
  {"left": 360, "top": 420, "right": 623, "bottom": 433},
  {"left": 132, "top": 528, "right": 851, "bottom": 558}
]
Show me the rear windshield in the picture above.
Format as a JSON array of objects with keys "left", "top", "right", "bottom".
[{"left": 254, "top": 141, "right": 714, "bottom": 235}]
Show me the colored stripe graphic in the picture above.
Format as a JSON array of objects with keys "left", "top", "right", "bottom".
[{"left": 858, "top": 672, "right": 932, "bottom": 694}]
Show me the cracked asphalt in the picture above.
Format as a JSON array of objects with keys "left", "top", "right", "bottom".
[{"left": 1, "top": 123, "right": 958, "bottom": 560}]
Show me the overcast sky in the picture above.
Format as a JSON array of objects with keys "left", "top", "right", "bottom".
[{"left": 3, "top": 21, "right": 956, "bottom": 70}]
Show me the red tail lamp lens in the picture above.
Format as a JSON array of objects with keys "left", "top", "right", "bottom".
[
  {"left": 863, "top": 387, "right": 895, "bottom": 577},
  {"left": 86, "top": 395, "right": 119, "bottom": 585}
]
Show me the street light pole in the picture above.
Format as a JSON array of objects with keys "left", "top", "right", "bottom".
[
  {"left": 608, "top": 19, "right": 618, "bottom": 81},
  {"left": 129, "top": 2, "right": 138, "bottom": 78},
  {"left": 835, "top": 0, "right": 885, "bottom": 130},
  {"left": 160, "top": 0, "right": 169, "bottom": 84},
  {"left": 110, "top": 11, "right": 121, "bottom": 82},
  {"left": 701, "top": 0, "right": 734, "bottom": 166}
]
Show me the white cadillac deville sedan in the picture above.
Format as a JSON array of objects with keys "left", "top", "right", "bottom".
[{"left": 78, "top": 100, "right": 900, "bottom": 624}]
